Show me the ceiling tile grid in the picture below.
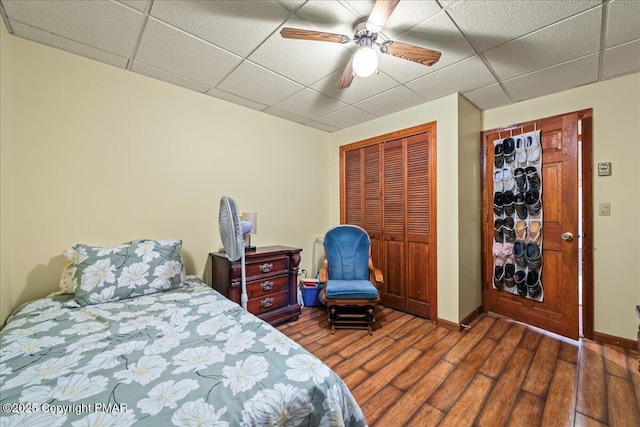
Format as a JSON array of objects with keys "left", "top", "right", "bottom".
[{"left": 1, "top": 0, "right": 638, "bottom": 132}]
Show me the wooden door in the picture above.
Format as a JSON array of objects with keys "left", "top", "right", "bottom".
[
  {"left": 482, "top": 111, "right": 587, "bottom": 340},
  {"left": 340, "top": 122, "right": 438, "bottom": 320},
  {"left": 382, "top": 138, "right": 406, "bottom": 311},
  {"left": 405, "top": 133, "right": 434, "bottom": 318},
  {"left": 363, "top": 145, "right": 382, "bottom": 269}
]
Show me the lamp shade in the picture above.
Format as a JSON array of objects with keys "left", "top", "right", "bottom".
[
  {"left": 352, "top": 46, "right": 378, "bottom": 77},
  {"left": 241, "top": 212, "right": 257, "bottom": 234}
]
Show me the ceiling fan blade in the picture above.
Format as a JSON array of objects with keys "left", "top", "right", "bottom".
[
  {"left": 280, "top": 27, "right": 349, "bottom": 44},
  {"left": 381, "top": 40, "right": 441, "bottom": 66},
  {"left": 337, "top": 58, "right": 354, "bottom": 89},
  {"left": 366, "top": 0, "right": 400, "bottom": 33}
]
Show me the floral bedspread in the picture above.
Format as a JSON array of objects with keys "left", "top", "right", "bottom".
[{"left": 0, "top": 277, "right": 367, "bottom": 426}]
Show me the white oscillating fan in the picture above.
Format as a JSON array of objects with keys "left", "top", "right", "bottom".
[{"left": 218, "top": 196, "right": 253, "bottom": 310}]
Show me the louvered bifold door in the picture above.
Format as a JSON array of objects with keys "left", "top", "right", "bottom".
[
  {"left": 363, "top": 145, "right": 382, "bottom": 268},
  {"left": 344, "top": 149, "right": 363, "bottom": 227},
  {"left": 381, "top": 138, "right": 406, "bottom": 310},
  {"left": 339, "top": 121, "right": 438, "bottom": 320},
  {"left": 405, "top": 132, "right": 433, "bottom": 318}
]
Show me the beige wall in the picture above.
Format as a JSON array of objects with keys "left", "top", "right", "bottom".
[
  {"left": 330, "top": 94, "right": 462, "bottom": 324},
  {"left": 2, "top": 19, "right": 637, "bottom": 341},
  {"left": 483, "top": 73, "right": 640, "bottom": 341},
  {"left": 0, "top": 34, "right": 333, "bottom": 323},
  {"left": 1, "top": 19, "right": 14, "bottom": 323},
  {"left": 457, "top": 95, "right": 483, "bottom": 320}
]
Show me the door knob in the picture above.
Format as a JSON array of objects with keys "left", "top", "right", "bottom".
[{"left": 561, "top": 232, "right": 574, "bottom": 241}]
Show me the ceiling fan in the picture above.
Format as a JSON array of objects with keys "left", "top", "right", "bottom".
[{"left": 280, "top": 0, "right": 441, "bottom": 89}]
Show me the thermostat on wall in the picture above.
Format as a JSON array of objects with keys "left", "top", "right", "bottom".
[{"left": 598, "top": 162, "right": 612, "bottom": 176}]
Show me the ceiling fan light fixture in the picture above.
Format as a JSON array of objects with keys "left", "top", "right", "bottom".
[{"left": 353, "top": 45, "right": 378, "bottom": 77}]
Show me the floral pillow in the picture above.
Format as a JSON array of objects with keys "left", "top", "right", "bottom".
[{"left": 72, "top": 239, "right": 186, "bottom": 306}]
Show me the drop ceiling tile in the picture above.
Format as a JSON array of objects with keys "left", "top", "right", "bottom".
[
  {"left": 406, "top": 55, "right": 496, "bottom": 101},
  {"left": 206, "top": 88, "right": 268, "bottom": 111},
  {"left": 276, "top": 1, "right": 306, "bottom": 12},
  {"left": 2, "top": 0, "right": 143, "bottom": 56},
  {"left": 606, "top": 0, "right": 640, "bottom": 47},
  {"left": 484, "top": 6, "right": 602, "bottom": 81},
  {"left": 439, "top": 1, "right": 461, "bottom": 8},
  {"left": 603, "top": 39, "right": 640, "bottom": 80},
  {"left": 354, "top": 85, "right": 424, "bottom": 117},
  {"left": 342, "top": 0, "right": 443, "bottom": 41},
  {"left": 273, "top": 88, "right": 348, "bottom": 120},
  {"left": 447, "top": 0, "right": 600, "bottom": 52},
  {"left": 9, "top": 20, "right": 129, "bottom": 68},
  {"left": 217, "top": 61, "right": 304, "bottom": 106},
  {"left": 463, "top": 83, "right": 513, "bottom": 111},
  {"left": 376, "top": 10, "right": 475, "bottom": 83},
  {"left": 263, "top": 107, "right": 310, "bottom": 124},
  {"left": 135, "top": 18, "right": 242, "bottom": 87},
  {"left": 294, "top": 0, "right": 360, "bottom": 36},
  {"left": 150, "top": 0, "right": 290, "bottom": 57},
  {"left": 305, "top": 121, "right": 338, "bottom": 132},
  {"left": 316, "top": 107, "right": 376, "bottom": 129},
  {"left": 310, "top": 69, "right": 398, "bottom": 105},
  {"left": 248, "top": 16, "right": 352, "bottom": 86},
  {"left": 116, "top": 0, "right": 149, "bottom": 12},
  {"left": 132, "top": 61, "right": 211, "bottom": 93},
  {"left": 503, "top": 54, "right": 599, "bottom": 102}
]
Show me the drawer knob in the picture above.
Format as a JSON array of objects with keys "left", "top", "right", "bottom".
[
  {"left": 260, "top": 297, "right": 274, "bottom": 308},
  {"left": 260, "top": 280, "right": 274, "bottom": 291},
  {"left": 259, "top": 262, "right": 273, "bottom": 273}
]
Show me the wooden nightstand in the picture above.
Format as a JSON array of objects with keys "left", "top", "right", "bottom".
[{"left": 210, "top": 246, "right": 302, "bottom": 326}]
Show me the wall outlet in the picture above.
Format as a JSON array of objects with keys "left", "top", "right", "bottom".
[{"left": 598, "top": 203, "right": 611, "bottom": 216}]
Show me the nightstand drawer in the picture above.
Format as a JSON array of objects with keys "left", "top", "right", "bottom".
[
  {"left": 210, "top": 246, "right": 302, "bottom": 326},
  {"left": 247, "top": 275, "right": 288, "bottom": 299},
  {"left": 246, "top": 257, "right": 288, "bottom": 278},
  {"left": 247, "top": 290, "right": 288, "bottom": 315}
]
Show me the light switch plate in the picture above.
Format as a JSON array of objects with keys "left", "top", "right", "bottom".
[
  {"left": 599, "top": 203, "right": 611, "bottom": 216},
  {"left": 598, "top": 162, "right": 612, "bottom": 176}
]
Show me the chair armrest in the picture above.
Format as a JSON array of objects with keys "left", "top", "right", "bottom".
[
  {"left": 368, "top": 259, "right": 384, "bottom": 285},
  {"left": 318, "top": 260, "right": 328, "bottom": 283}
]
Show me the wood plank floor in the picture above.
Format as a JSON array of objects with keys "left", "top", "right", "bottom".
[{"left": 276, "top": 306, "right": 640, "bottom": 427}]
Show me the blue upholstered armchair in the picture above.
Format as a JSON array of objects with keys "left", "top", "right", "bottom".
[{"left": 319, "top": 225, "right": 383, "bottom": 334}]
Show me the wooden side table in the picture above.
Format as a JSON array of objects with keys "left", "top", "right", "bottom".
[{"left": 210, "top": 246, "right": 302, "bottom": 326}]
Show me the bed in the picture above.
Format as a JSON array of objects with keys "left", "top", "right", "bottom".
[{"left": 0, "top": 239, "right": 367, "bottom": 427}]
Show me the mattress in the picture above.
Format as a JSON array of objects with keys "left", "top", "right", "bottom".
[{"left": 0, "top": 276, "right": 366, "bottom": 426}]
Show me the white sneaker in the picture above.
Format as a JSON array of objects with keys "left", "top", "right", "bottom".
[
  {"left": 525, "top": 132, "right": 541, "bottom": 163},
  {"left": 516, "top": 136, "right": 527, "bottom": 165},
  {"left": 502, "top": 166, "right": 515, "bottom": 192}
]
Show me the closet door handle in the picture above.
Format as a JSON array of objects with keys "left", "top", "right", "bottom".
[{"left": 561, "top": 232, "right": 574, "bottom": 242}]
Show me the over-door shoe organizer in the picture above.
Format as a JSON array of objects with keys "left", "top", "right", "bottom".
[{"left": 492, "top": 130, "right": 544, "bottom": 302}]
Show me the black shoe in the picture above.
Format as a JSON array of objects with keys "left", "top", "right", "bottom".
[
  {"left": 525, "top": 190, "right": 542, "bottom": 216},
  {"left": 503, "top": 137, "right": 515, "bottom": 163},
  {"left": 514, "top": 192, "right": 527, "bottom": 219},
  {"left": 493, "top": 192, "right": 504, "bottom": 216},
  {"left": 526, "top": 270, "right": 542, "bottom": 299},
  {"left": 525, "top": 166, "right": 541, "bottom": 191},
  {"left": 494, "top": 265, "right": 504, "bottom": 290},
  {"left": 494, "top": 219, "right": 504, "bottom": 242},
  {"left": 502, "top": 217, "right": 516, "bottom": 243},
  {"left": 514, "top": 240, "right": 527, "bottom": 267},
  {"left": 516, "top": 271, "right": 527, "bottom": 297},
  {"left": 504, "top": 263, "right": 515, "bottom": 288},
  {"left": 514, "top": 167, "right": 527, "bottom": 193},
  {"left": 525, "top": 242, "right": 542, "bottom": 270},
  {"left": 494, "top": 142, "right": 504, "bottom": 168},
  {"left": 503, "top": 192, "right": 514, "bottom": 216}
]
